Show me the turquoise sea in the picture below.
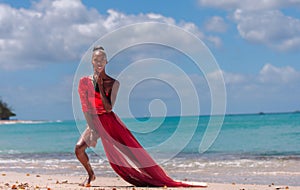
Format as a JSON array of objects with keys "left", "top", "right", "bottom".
[{"left": 0, "top": 112, "right": 299, "bottom": 185}]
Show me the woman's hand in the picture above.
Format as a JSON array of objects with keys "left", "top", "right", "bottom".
[{"left": 97, "top": 76, "right": 103, "bottom": 87}]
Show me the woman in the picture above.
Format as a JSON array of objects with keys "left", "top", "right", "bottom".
[
  {"left": 75, "top": 46, "right": 207, "bottom": 187},
  {"left": 75, "top": 46, "right": 118, "bottom": 186}
]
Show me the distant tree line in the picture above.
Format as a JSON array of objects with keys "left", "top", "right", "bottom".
[{"left": 0, "top": 98, "right": 16, "bottom": 120}]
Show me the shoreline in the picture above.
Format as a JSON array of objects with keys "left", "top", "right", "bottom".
[{"left": 0, "top": 172, "right": 299, "bottom": 190}]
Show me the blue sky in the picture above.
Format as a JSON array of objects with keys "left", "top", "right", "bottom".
[{"left": 0, "top": 0, "right": 300, "bottom": 120}]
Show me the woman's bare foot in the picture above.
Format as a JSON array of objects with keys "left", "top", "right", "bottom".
[{"left": 79, "top": 174, "right": 96, "bottom": 187}]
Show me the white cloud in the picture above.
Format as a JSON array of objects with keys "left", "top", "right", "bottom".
[
  {"left": 185, "top": 63, "right": 300, "bottom": 114},
  {"left": 233, "top": 9, "right": 300, "bottom": 51},
  {"left": 223, "top": 63, "right": 300, "bottom": 113},
  {"left": 0, "top": 0, "right": 98, "bottom": 70},
  {"left": 199, "top": 0, "right": 300, "bottom": 11},
  {"left": 0, "top": 0, "right": 220, "bottom": 70},
  {"left": 223, "top": 63, "right": 300, "bottom": 86},
  {"left": 222, "top": 71, "right": 247, "bottom": 85},
  {"left": 207, "top": 70, "right": 248, "bottom": 86},
  {"left": 259, "top": 63, "right": 300, "bottom": 84},
  {"left": 199, "top": 0, "right": 300, "bottom": 51},
  {"left": 204, "top": 16, "right": 228, "bottom": 33},
  {"left": 206, "top": 35, "right": 222, "bottom": 48}
]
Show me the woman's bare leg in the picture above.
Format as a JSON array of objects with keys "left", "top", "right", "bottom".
[{"left": 75, "top": 141, "right": 96, "bottom": 186}]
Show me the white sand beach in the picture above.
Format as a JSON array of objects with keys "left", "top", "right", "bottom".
[{"left": 0, "top": 172, "right": 299, "bottom": 190}]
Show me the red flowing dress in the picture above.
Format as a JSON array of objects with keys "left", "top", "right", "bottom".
[{"left": 78, "top": 76, "right": 206, "bottom": 187}]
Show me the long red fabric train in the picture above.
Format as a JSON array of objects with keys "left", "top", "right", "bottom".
[
  {"left": 78, "top": 76, "right": 207, "bottom": 187},
  {"left": 94, "top": 112, "right": 207, "bottom": 187}
]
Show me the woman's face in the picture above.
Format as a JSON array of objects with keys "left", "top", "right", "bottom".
[{"left": 92, "top": 51, "right": 107, "bottom": 73}]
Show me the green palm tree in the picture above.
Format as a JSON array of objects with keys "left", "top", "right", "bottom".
[{"left": 0, "top": 99, "right": 16, "bottom": 120}]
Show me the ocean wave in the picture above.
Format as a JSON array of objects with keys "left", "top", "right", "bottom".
[
  {"left": 0, "top": 150, "right": 22, "bottom": 154},
  {"left": 1, "top": 153, "right": 300, "bottom": 185},
  {"left": 0, "top": 120, "right": 48, "bottom": 125}
]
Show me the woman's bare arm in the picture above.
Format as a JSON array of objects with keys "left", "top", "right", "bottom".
[
  {"left": 84, "top": 112, "right": 96, "bottom": 130},
  {"left": 110, "top": 80, "right": 120, "bottom": 108}
]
